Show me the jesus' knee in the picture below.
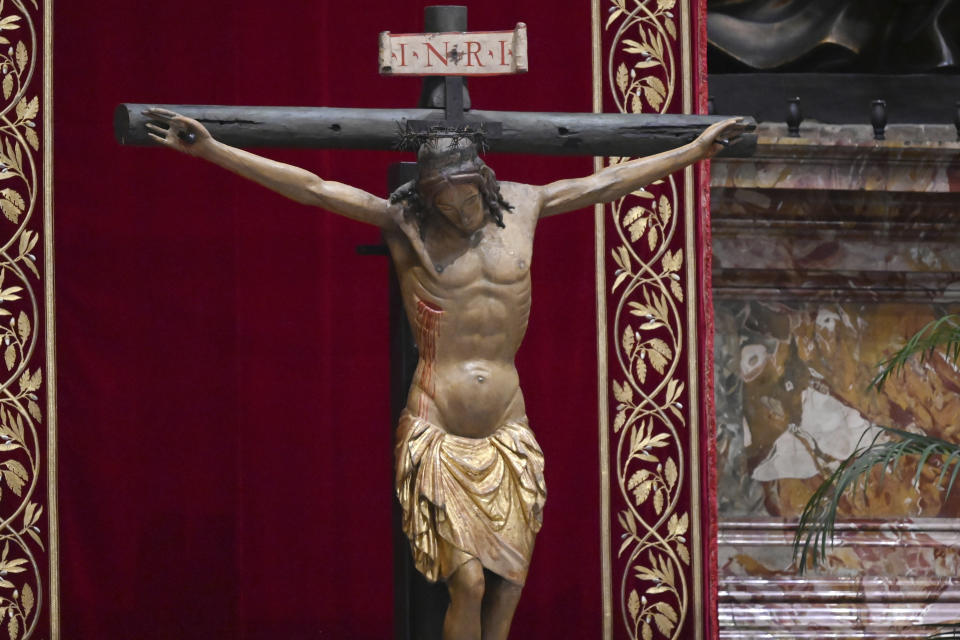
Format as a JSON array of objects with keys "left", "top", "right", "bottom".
[{"left": 448, "top": 559, "right": 485, "bottom": 608}]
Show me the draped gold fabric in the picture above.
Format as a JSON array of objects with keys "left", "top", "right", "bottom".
[{"left": 394, "top": 412, "right": 547, "bottom": 586}]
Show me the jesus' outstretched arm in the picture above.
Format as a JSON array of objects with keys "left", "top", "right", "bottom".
[
  {"left": 537, "top": 117, "right": 744, "bottom": 218},
  {"left": 142, "top": 107, "right": 394, "bottom": 228}
]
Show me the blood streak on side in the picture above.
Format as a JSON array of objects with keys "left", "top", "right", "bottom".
[{"left": 415, "top": 298, "right": 443, "bottom": 420}]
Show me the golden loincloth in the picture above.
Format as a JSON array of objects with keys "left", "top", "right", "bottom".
[{"left": 394, "top": 411, "right": 547, "bottom": 586}]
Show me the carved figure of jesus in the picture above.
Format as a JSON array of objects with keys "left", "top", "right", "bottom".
[{"left": 143, "top": 107, "right": 742, "bottom": 640}]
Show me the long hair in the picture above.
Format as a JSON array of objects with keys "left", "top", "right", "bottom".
[{"left": 389, "top": 138, "right": 513, "bottom": 236}]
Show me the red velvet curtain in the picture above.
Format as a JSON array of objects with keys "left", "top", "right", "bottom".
[{"left": 54, "top": 1, "right": 600, "bottom": 637}]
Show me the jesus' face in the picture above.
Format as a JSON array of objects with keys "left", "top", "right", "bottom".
[{"left": 430, "top": 180, "right": 487, "bottom": 234}]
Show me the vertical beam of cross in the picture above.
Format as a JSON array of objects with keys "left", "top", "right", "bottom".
[
  {"left": 389, "top": 8, "right": 467, "bottom": 640},
  {"left": 444, "top": 76, "right": 464, "bottom": 123},
  {"left": 417, "top": 5, "right": 470, "bottom": 113}
]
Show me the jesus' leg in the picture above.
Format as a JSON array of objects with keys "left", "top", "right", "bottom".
[
  {"left": 479, "top": 570, "right": 524, "bottom": 640},
  {"left": 444, "top": 558, "right": 485, "bottom": 640}
]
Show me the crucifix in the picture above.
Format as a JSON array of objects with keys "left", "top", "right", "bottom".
[{"left": 114, "top": 6, "right": 753, "bottom": 639}]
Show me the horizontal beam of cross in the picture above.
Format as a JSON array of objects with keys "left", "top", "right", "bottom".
[{"left": 115, "top": 104, "right": 756, "bottom": 157}]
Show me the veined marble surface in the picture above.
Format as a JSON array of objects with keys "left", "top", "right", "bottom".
[
  {"left": 715, "top": 300, "right": 960, "bottom": 521},
  {"left": 711, "top": 124, "right": 960, "bottom": 637}
]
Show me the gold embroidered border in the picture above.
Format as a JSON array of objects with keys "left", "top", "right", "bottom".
[
  {"left": 0, "top": 0, "right": 55, "bottom": 637},
  {"left": 594, "top": 1, "right": 702, "bottom": 638}
]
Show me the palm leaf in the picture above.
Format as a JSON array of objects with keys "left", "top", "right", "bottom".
[
  {"left": 870, "top": 314, "right": 960, "bottom": 390},
  {"left": 792, "top": 425, "right": 960, "bottom": 574},
  {"left": 793, "top": 312, "right": 960, "bottom": 638}
]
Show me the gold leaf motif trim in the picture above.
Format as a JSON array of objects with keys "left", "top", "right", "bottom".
[
  {"left": 0, "top": 0, "right": 45, "bottom": 637},
  {"left": 603, "top": 1, "right": 692, "bottom": 639}
]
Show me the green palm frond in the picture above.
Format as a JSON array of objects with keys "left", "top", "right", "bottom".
[
  {"left": 791, "top": 312, "right": 960, "bottom": 638},
  {"left": 792, "top": 425, "right": 960, "bottom": 574},
  {"left": 870, "top": 314, "right": 960, "bottom": 390}
]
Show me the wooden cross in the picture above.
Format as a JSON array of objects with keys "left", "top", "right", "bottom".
[
  {"left": 114, "top": 9, "right": 754, "bottom": 157},
  {"left": 114, "top": 6, "right": 755, "bottom": 639}
]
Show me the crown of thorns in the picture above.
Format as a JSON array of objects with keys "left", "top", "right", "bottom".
[{"left": 395, "top": 122, "right": 492, "bottom": 153}]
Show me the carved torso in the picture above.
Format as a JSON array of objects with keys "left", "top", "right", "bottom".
[{"left": 384, "top": 181, "right": 541, "bottom": 437}]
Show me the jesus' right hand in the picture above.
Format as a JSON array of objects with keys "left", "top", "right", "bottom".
[{"left": 143, "top": 108, "right": 213, "bottom": 157}]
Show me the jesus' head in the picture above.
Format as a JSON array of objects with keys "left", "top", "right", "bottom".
[{"left": 390, "top": 136, "right": 513, "bottom": 235}]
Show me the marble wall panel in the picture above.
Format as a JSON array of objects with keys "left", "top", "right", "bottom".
[
  {"left": 711, "top": 140, "right": 960, "bottom": 638},
  {"left": 715, "top": 299, "right": 960, "bottom": 520}
]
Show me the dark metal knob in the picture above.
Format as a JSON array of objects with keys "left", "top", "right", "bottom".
[
  {"left": 871, "top": 99, "right": 887, "bottom": 141},
  {"left": 786, "top": 97, "right": 801, "bottom": 137}
]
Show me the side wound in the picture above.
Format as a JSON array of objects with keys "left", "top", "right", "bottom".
[{"left": 415, "top": 298, "right": 443, "bottom": 419}]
